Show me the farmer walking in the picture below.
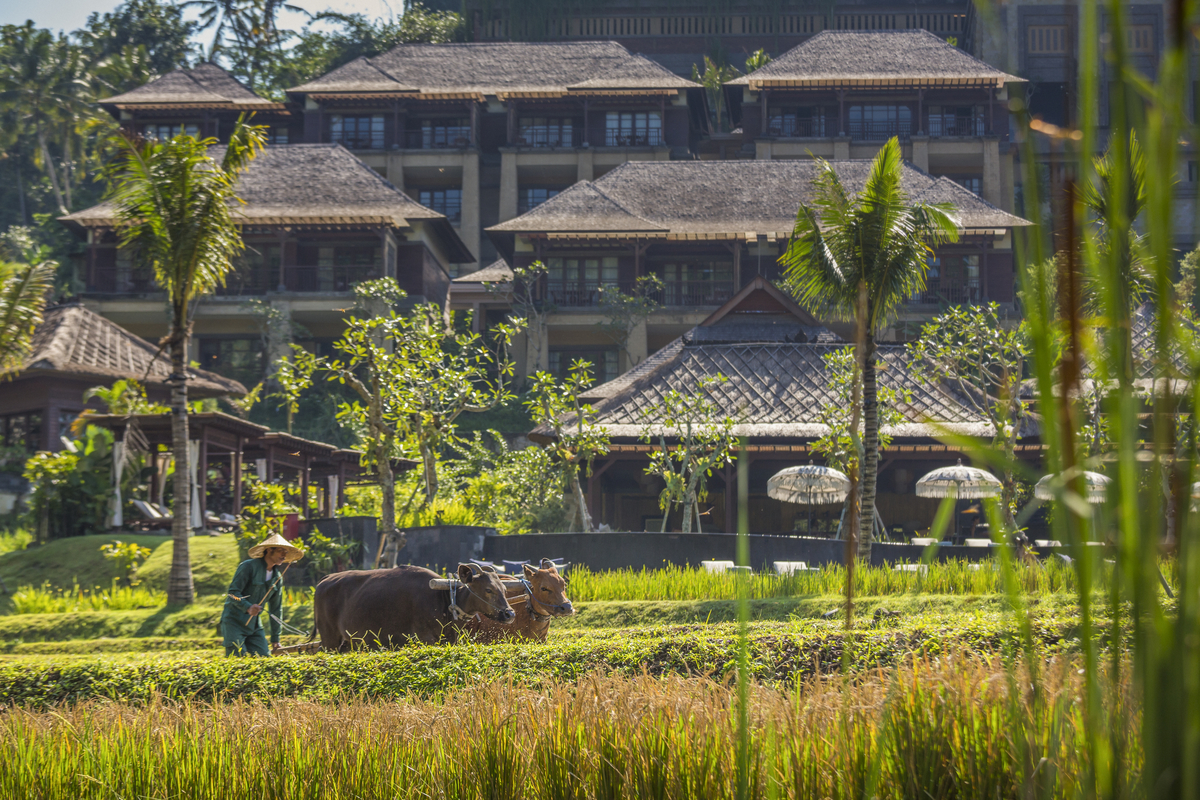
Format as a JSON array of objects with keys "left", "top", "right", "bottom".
[{"left": 222, "top": 533, "right": 304, "bottom": 657}]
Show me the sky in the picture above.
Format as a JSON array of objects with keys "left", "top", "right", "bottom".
[{"left": 0, "top": 0, "right": 405, "bottom": 38}]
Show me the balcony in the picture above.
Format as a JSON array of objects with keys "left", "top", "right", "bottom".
[
  {"left": 514, "top": 129, "right": 582, "bottom": 148},
  {"left": 86, "top": 265, "right": 380, "bottom": 296},
  {"left": 543, "top": 279, "right": 735, "bottom": 308},
  {"left": 403, "top": 129, "right": 472, "bottom": 149},
  {"left": 928, "top": 117, "right": 984, "bottom": 137},
  {"left": 603, "top": 129, "right": 664, "bottom": 147},
  {"left": 767, "top": 118, "right": 824, "bottom": 138},
  {"left": 907, "top": 282, "right": 982, "bottom": 306},
  {"left": 848, "top": 121, "right": 913, "bottom": 141}
]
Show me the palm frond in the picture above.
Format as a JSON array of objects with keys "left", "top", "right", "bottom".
[{"left": 0, "top": 259, "right": 56, "bottom": 377}]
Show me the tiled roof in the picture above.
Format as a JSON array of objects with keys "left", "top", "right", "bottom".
[
  {"left": 727, "top": 30, "right": 1023, "bottom": 87},
  {"left": 563, "top": 336, "right": 992, "bottom": 440},
  {"left": 101, "top": 62, "right": 277, "bottom": 106},
  {"left": 61, "top": 145, "right": 475, "bottom": 263},
  {"left": 289, "top": 41, "right": 698, "bottom": 96},
  {"left": 453, "top": 258, "right": 514, "bottom": 283},
  {"left": 15, "top": 304, "right": 245, "bottom": 397},
  {"left": 489, "top": 160, "right": 1029, "bottom": 246}
]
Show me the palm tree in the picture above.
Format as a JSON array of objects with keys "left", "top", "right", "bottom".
[
  {"left": 107, "top": 119, "right": 265, "bottom": 604},
  {"left": 0, "top": 23, "right": 94, "bottom": 214},
  {"left": 0, "top": 247, "right": 56, "bottom": 376},
  {"left": 780, "top": 138, "right": 959, "bottom": 559}
]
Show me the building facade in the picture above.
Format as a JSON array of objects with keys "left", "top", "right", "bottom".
[{"left": 478, "top": 158, "right": 1029, "bottom": 383}]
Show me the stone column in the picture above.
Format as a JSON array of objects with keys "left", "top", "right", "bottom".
[
  {"left": 577, "top": 148, "right": 594, "bottom": 182},
  {"left": 755, "top": 140, "right": 773, "bottom": 160},
  {"left": 982, "top": 136, "right": 1001, "bottom": 206},
  {"left": 266, "top": 298, "right": 293, "bottom": 389},
  {"left": 499, "top": 149, "right": 518, "bottom": 222},
  {"left": 833, "top": 137, "right": 851, "bottom": 160},
  {"left": 387, "top": 151, "right": 405, "bottom": 192},
  {"left": 460, "top": 150, "right": 481, "bottom": 264},
  {"left": 910, "top": 135, "right": 930, "bottom": 173}
]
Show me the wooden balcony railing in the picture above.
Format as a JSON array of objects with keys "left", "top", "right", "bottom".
[
  {"left": 87, "top": 265, "right": 380, "bottom": 296},
  {"left": 543, "top": 279, "right": 735, "bottom": 308},
  {"left": 907, "top": 283, "right": 983, "bottom": 306}
]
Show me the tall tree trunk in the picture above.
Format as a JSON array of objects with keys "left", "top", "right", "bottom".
[
  {"left": 570, "top": 470, "right": 593, "bottom": 532},
  {"left": 167, "top": 334, "right": 194, "bottom": 605},
  {"left": 419, "top": 438, "right": 438, "bottom": 504},
  {"left": 681, "top": 488, "right": 695, "bottom": 533},
  {"left": 36, "top": 127, "right": 67, "bottom": 215},
  {"left": 377, "top": 437, "right": 402, "bottom": 568},
  {"left": 857, "top": 330, "right": 878, "bottom": 561}
]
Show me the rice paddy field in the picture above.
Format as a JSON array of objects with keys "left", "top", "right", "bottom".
[{"left": 0, "top": 657, "right": 1137, "bottom": 800}]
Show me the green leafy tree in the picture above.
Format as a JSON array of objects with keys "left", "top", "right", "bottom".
[
  {"left": 691, "top": 55, "right": 739, "bottom": 134},
  {"left": 639, "top": 375, "right": 736, "bottom": 533},
  {"left": 595, "top": 274, "right": 663, "bottom": 369},
  {"left": 780, "top": 138, "right": 959, "bottom": 559},
  {"left": 106, "top": 119, "right": 265, "bottom": 605},
  {"left": 283, "top": 278, "right": 520, "bottom": 566},
  {"left": 744, "top": 49, "right": 771, "bottom": 73},
  {"left": 23, "top": 425, "right": 114, "bottom": 540},
  {"left": 78, "top": 0, "right": 196, "bottom": 78},
  {"left": 486, "top": 261, "right": 553, "bottom": 381},
  {"left": 908, "top": 303, "right": 1029, "bottom": 530},
  {"left": 526, "top": 361, "right": 610, "bottom": 532},
  {"left": 83, "top": 379, "right": 168, "bottom": 414},
  {"left": 269, "top": 5, "right": 463, "bottom": 92}
]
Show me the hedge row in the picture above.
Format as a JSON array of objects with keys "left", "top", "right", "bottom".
[{"left": 0, "top": 617, "right": 1082, "bottom": 706}]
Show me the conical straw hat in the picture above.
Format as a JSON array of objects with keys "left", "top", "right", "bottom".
[{"left": 248, "top": 532, "right": 305, "bottom": 562}]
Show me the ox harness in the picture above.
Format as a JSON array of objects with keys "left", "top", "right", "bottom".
[
  {"left": 518, "top": 578, "right": 571, "bottom": 622},
  {"left": 446, "top": 581, "right": 511, "bottom": 622}
]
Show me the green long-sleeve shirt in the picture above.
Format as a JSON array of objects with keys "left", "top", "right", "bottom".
[{"left": 222, "top": 558, "right": 284, "bottom": 644}]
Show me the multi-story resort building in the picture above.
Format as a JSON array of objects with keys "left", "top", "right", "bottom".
[{"left": 69, "top": 26, "right": 1042, "bottom": 387}]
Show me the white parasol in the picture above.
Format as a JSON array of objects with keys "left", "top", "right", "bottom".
[
  {"left": 915, "top": 459, "right": 1003, "bottom": 499},
  {"left": 768, "top": 465, "right": 851, "bottom": 505},
  {"left": 1034, "top": 470, "right": 1111, "bottom": 504}
]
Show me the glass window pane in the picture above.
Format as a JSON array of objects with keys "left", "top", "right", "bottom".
[{"left": 602, "top": 257, "right": 618, "bottom": 282}]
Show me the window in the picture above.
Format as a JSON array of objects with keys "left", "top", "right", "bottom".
[
  {"left": 946, "top": 175, "right": 982, "bottom": 194},
  {"left": 1027, "top": 82, "right": 1069, "bottom": 127},
  {"left": 1, "top": 412, "right": 41, "bottom": 451},
  {"left": 220, "top": 244, "right": 278, "bottom": 295},
  {"left": 519, "top": 187, "right": 561, "bottom": 214},
  {"left": 199, "top": 339, "right": 265, "bottom": 387},
  {"left": 911, "top": 254, "right": 981, "bottom": 304},
  {"left": 409, "top": 119, "right": 470, "bottom": 149},
  {"left": 517, "top": 117, "right": 576, "bottom": 147},
  {"left": 847, "top": 105, "right": 912, "bottom": 140},
  {"left": 291, "top": 241, "right": 381, "bottom": 291},
  {"left": 142, "top": 123, "right": 199, "bottom": 140},
  {"left": 330, "top": 115, "right": 384, "bottom": 149},
  {"left": 546, "top": 256, "right": 619, "bottom": 305},
  {"left": 767, "top": 107, "right": 827, "bottom": 137},
  {"left": 655, "top": 261, "right": 734, "bottom": 305},
  {"left": 1126, "top": 25, "right": 1154, "bottom": 54},
  {"left": 605, "top": 112, "right": 662, "bottom": 146},
  {"left": 1028, "top": 24, "right": 1069, "bottom": 54},
  {"left": 418, "top": 189, "right": 463, "bottom": 222},
  {"left": 267, "top": 127, "right": 289, "bottom": 145},
  {"left": 928, "top": 106, "right": 982, "bottom": 137},
  {"left": 549, "top": 349, "right": 619, "bottom": 384},
  {"left": 1189, "top": 161, "right": 1199, "bottom": 183}
]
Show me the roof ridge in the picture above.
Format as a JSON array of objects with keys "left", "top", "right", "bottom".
[{"left": 585, "top": 180, "right": 663, "bottom": 229}]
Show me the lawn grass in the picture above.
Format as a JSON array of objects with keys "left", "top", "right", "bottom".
[{"left": 0, "top": 533, "right": 240, "bottom": 613}]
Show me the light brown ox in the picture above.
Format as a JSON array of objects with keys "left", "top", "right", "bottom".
[{"left": 463, "top": 559, "right": 575, "bottom": 643}]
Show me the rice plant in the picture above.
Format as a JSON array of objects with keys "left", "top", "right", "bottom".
[
  {"left": 9, "top": 580, "right": 166, "bottom": 614},
  {"left": 0, "top": 658, "right": 1137, "bottom": 800}
]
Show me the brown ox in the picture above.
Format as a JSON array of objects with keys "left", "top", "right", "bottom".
[
  {"left": 464, "top": 559, "right": 575, "bottom": 643},
  {"left": 312, "top": 563, "right": 516, "bottom": 650}
]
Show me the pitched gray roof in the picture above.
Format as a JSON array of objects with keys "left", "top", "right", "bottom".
[
  {"left": 558, "top": 335, "right": 992, "bottom": 440},
  {"left": 489, "top": 159, "right": 1029, "bottom": 246},
  {"left": 101, "top": 62, "right": 278, "bottom": 106},
  {"left": 727, "top": 30, "right": 1023, "bottom": 87},
  {"left": 290, "top": 41, "right": 697, "bottom": 96},
  {"left": 61, "top": 145, "right": 474, "bottom": 262},
  {"left": 13, "top": 304, "right": 245, "bottom": 398},
  {"left": 453, "top": 258, "right": 514, "bottom": 283}
]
